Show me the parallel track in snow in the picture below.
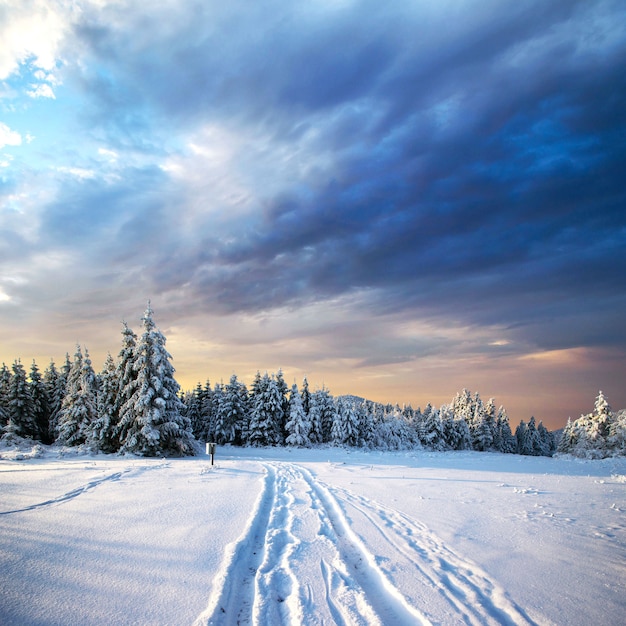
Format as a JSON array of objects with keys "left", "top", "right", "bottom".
[{"left": 194, "top": 461, "right": 538, "bottom": 626}]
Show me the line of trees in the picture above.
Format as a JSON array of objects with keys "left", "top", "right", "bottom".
[
  {"left": 557, "top": 391, "right": 626, "bottom": 458},
  {"left": 1, "top": 303, "right": 559, "bottom": 457}
]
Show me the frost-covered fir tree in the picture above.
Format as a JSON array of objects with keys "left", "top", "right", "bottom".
[
  {"left": 248, "top": 372, "right": 284, "bottom": 446},
  {"left": 5, "top": 360, "right": 37, "bottom": 440},
  {"left": 589, "top": 391, "right": 612, "bottom": 445},
  {"left": 301, "top": 377, "right": 311, "bottom": 417},
  {"left": 332, "top": 397, "right": 359, "bottom": 446},
  {"left": 557, "top": 391, "right": 616, "bottom": 458},
  {"left": 420, "top": 404, "right": 446, "bottom": 451},
  {"left": 274, "top": 369, "right": 290, "bottom": 439},
  {"left": 184, "top": 382, "right": 206, "bottom": 441},
  {"left": 372, "top": 412, "right": 420, "bottom": 450},
  {"left": 441, "top": 404, "right": 473, "bottom": 450},
  {"left": 201, "top": 379, "right": 216, "bottom": 441},
  {"left": 213, "top": 375, "right": 248, "bottom": 445},
  {"left": 56, "top": 347, "right": 98, "bottom": 446},
  {"left": 472, "top": 399, "right": 495, "bottom": 452},
  {"left": 307, "top": 391, "right": 323, "bottom": 445},
  {"left": 312, "top": 386, "right": 335, "bottom": 443},
  {"left": 29, "top": 360, "right": 51, "bottom": 443},
  {"left": 115, "top": 322, "right": 138, "bottom": 443},
  {"left": 90, "top": 353, "right": 120, "bottom": 453},
  {"left": 357, "top": 401, "right": 376, "bottom": 448},
  {"left": 285, "top": 383, "right": 311, "bottom": 447},
  {"left": 44, "top": 360, "right": 63, "bottom": 443},
  {"left": 117, "top": 303, "right": 195, "bottom": 456},
  {"left": 495, "top": 407, "right": 516, "bottom": 453},
  {"left": 608, "top": 409, "right": 626, "bottom": 455},
  {"left": 0, "top": 363, "right": 10, "bottom": 432}
]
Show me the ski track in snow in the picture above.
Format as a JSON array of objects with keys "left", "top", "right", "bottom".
[
  {"left": 0, "top": 463, "right": 169, "bottom": 515},
  {"left": 195, "top": 460, "right": 539, "bottom": 626},
  {"left": 326, "top": 483, "right": 539, "bottom": 626}
]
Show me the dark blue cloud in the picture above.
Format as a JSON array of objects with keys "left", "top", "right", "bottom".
[{"left": 17, "top": 0, "right": 624, "bottom": 359}]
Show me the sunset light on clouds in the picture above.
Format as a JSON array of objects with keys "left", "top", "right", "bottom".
[{"left": 1, "top": 0, "right": 625, "bottom": 430}]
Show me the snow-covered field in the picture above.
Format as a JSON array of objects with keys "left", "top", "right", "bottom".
[{"left": 1, "top": 445, "right": 625, "bottom": 626}]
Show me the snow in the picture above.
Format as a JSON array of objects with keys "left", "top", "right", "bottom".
[{"left": 1, "top": 444, "right": 625, "bottom": 625}]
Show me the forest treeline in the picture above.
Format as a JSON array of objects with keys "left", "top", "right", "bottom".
[{"left": 1, "top": 304, "right": 618, "bottom": 459}]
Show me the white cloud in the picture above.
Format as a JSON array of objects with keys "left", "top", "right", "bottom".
[
  {"left": 0, "top": 122, "right": 22, "bottom": 149},
  {"left": 55, "top": 165, "right": 96, "bottom": 179},
  {"left": 0, "top": 1, "right": 69, "bottom": 80},
  {"left": 27, "top": 83, "right": 56, "bottom": 99},
  {"left": 98, "top": 147, "right": 119, "bottom": 162}
]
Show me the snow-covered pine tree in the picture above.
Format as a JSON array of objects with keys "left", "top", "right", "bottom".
[
  {"left": 29, "top": 360, "right": 51, "bottom": 443},
  {"left": 185, "top": 382, "right": 205, "bottom": 441},
  {"left": 589, "top": 391, "right": 612, "bottom": 448},
  {"left": 301, "top": 377, "right": 311, "bottom": 417},
  {"left": 557, "top": 391, "right": 616, "bottom": 458},
  {"left": 115, "top": 322, "right": 138, "bottom": 445},
  {"left": 608, "top": 409, "right": 626, "bottom": 455},
  {"left": 56, "top": 346, "right": 98, "bottom": 446},
  {"left": 557, "top": 417, "right": 575, "bottom": 454},
  {"left": 332, "top": 397, "right": 359, "bottom": 446},
  {"left": 313, "top": 386, "right": 335, "bottom": 443},
  {"left": 515, "top": 419, "right": 528, "bottom": 454},
  {"left": 211, "top": 382, "right": 230, "bottom": 444},
  {"left": 441, "top": 404, "right": 473, "bottom": 450},
  {"left": 90, "top": 353, "right": 120, "bottom": 453},
  {"left": 0, "top": 363, "right": 10, "bottom": 433},
  {"left": 373, "top": 411, "right": 419, "bottom": 450},
  {"left": 44, "top": 360, "right": 62, "bottom": 443},
  {"left": 307, "top": 391, "right": 323, "bottom": 445},
  {"left": 274, "top": 369, "right": 290, "bottom": 440},
  {"left": 49, "top": 354, "right": 71, "bottom": 440},
  {"left": 249, "top": 373, "right": 285, "bottom": 447},
  {"left": 285, "top": 383, "right": 311, "bottom": 447},
  {"left": 197, "top": 379, "right": 216, "bottom": 442},
  {"left": 117, "top": 303, "right": 195, "bottom": 456},
  {"left": 536, "top": 420, "right": 556, "bottom": 456},
  {"left": 495, "top": 406, "right": 516, "bottom": 453},
  {"left": 357, "top": 401, "right": 376, "bottom": 448},
  {"left": 248, "top": 372, "right": 272, "bottom": 446},
  {"left": 233, "top": 375, "right": 250, "bottom": 445},
  {"left": 212, "top": 375, "right": 248, "bottom": 445},
  {"left": 421, "top": 404, "right": 446, "bottom": 450},
  {"left": 5, "top": 360, "right": 37, "bottom": 440},
  {"left": 472, "top": 400, "right": 494, "bottom": 452}
]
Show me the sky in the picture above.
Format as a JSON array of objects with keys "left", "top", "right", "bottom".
[{"left": 1, "top": 0, "right": 625, "bottom": 430}]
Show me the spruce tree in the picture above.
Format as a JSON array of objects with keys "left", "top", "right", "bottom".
[
  {"left": 90, "top": 353, "right": 120, "bottom": 452},
  {"left": 495, "top": 407, "right": 516, "bottom": 453},
  {"left": 248, "top": 372, "right": 284, "bottom": 446},
  {"left": 44, "top": 360, "right": 63, "bottom": 443},
  {"left": 117, "top": 303, "right": 195, "bottom": 456},
  {"left": 115, "top": 322, "right": 138, "bottom": 445},
  {"left": 29, "top": 360, "right": 51, "bottom": 443},
  {"left": 301, "top": 377, "right": 311, "bottom": 417},
  {"left": 6, "top": 360, "right": 37, "bottom": 440},
  {"left": 332, "top": 397, "right": 359, "bottom": 446},
  {"left": 56, "top": 346, "right": 98, "bottom": 446},
  {"left": 200, "top": 379, "right": 216, "bottom": 441},
  {"left": 186, "top": 383, "right": 206, "bottom": 441},
  {"left": 313, "top": 386, "right": 336, "bottom": 443},
  {"left": 307, "top": 391, "right": 323, "bottom": 444},
  {"left": 0, "top": 363, "right": 11, "bottom": 434},
  {"left": 285, "top": 383, "right": 310, "bottom": 447}
]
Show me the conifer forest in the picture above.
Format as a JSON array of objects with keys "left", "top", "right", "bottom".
[{"left": 2, "top": 305, "right": 623, "bottom": 459}]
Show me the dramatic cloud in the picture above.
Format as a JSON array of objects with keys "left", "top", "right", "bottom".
[{"left": 1, "top": 0, "right": 625, "bottom": 427}]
